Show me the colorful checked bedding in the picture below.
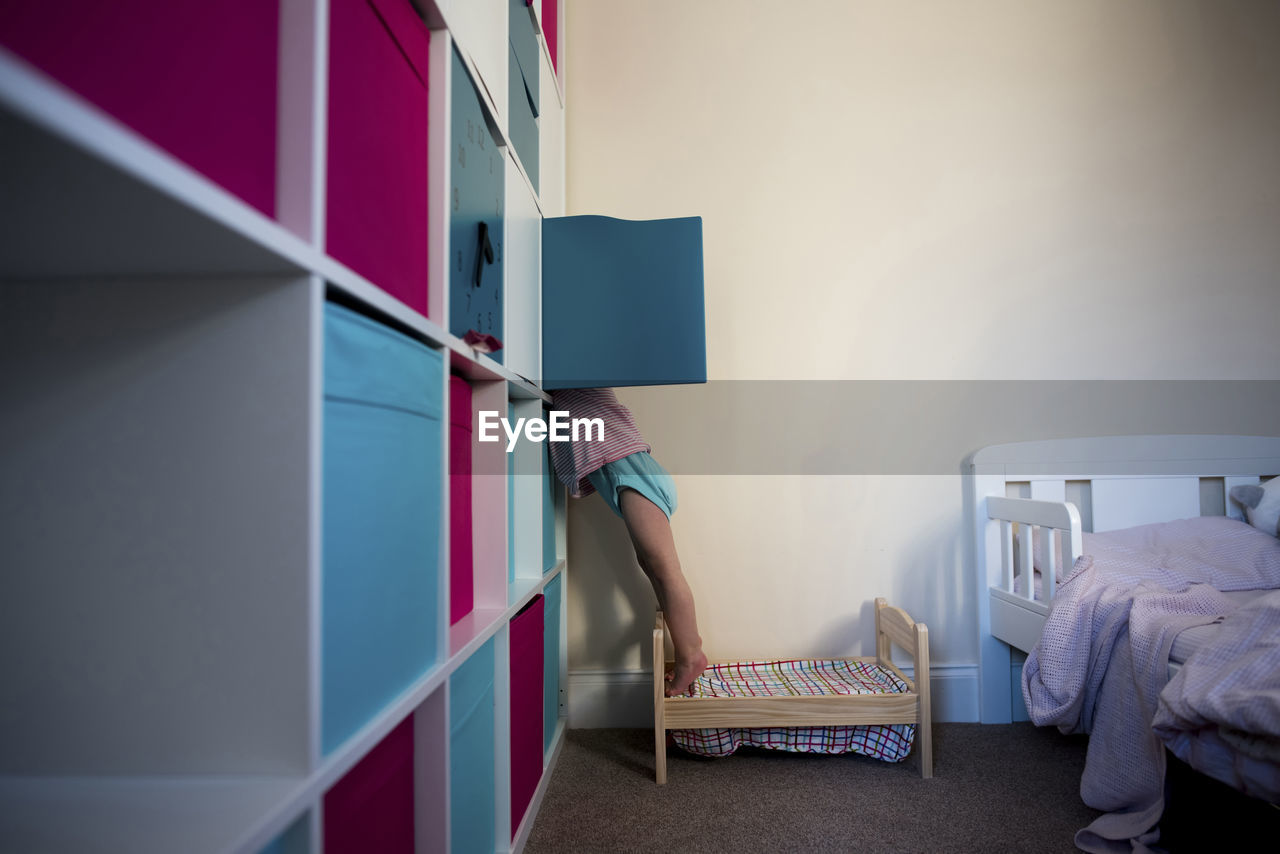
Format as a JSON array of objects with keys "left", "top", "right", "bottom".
[{"left": 670, "top": 658, "right": 916, "bottom": 761}]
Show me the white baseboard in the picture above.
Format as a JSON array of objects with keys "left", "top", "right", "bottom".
[
  {"left": 567, "top": 670, "right": 653, "bottom": 728},
  {"left": 568, "top": 664, "right": 982, "bottom": 728}
]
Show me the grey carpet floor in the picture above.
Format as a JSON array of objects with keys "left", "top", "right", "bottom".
[{"left": 524, "top": 724, "right": 1277, "bottom": 853}]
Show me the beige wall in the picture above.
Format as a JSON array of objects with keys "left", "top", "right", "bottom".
[{"left": 560, "top": 0, "right": 1280, "bottom": 721}]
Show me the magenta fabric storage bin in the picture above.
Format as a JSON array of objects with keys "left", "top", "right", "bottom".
[
  {"left": 449, "top": 376, "right": 474, "bottom": 625},
  {"left": 323, "top": 716, "right": 415, "bottom": 854},
  {"left": 509, "top": 595, "right": 545, "bottom": 836},
  {"left": 542, "top": 1, "right": 560, "bottom": 75},
  {"left": 0, "top": 0, "right": 279, "bottom": 217},
  {"left": 327, "top": 0, "right": 431, "bottom": 316}
]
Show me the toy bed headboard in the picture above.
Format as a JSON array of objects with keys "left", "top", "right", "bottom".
[{"left": 964, "top": 434, "right": 1280, "bottom": 724}]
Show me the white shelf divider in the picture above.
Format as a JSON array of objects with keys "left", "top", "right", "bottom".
[
  {"left": 0, "top": 49, "right": 314, "bottom": 279},
  {"left": 505, "top": 153, "right": 543, "bottom": 383},
  {"left": 414, "top": 687, "right": 450, "bottom": 854},
  {"left": 473, "top": 379, "right": 513, "bottom": 612},
  {"left": 508, "top": 397, "right": 548, "bottom": 594}
]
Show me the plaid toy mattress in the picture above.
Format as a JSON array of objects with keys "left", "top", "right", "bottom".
[{"left": 671, "top": 659, "right": 916, "bottom": 761}]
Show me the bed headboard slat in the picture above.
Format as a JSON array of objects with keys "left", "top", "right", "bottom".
[{"left": 1090, "top": 476, "right": 1201, "bottom": 532}]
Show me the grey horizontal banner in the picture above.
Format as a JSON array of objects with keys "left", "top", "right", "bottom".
[{"left": 475, "top": 381, "right": 1280, "bottom": 477}]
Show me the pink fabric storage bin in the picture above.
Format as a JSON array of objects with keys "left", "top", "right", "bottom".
[
  {"left": 327, "top": 0, "right": 431, "bottom": 316},
  {"left": 509, "top": 595, "right": 545, "bottom": 836},
  {"left": 542, "top": 0, "right": 560, "bottom": 75},
  {"left": 0, "top": 0, "right": 279, "bottom": 217},
  {"left": 450, "top": 376, "right": 474, "bottom": 625},
  {"left": 323, "top": 715, "right": 415, "bottom": 854}
]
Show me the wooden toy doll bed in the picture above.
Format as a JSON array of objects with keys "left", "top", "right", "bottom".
[{"left": 651, "top": 598, "right": 932, "bottom": 784}]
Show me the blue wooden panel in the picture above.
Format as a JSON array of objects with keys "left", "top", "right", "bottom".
[
  {"left": 542, "top": 215, "right": 705, "bottom": 388},
  {"left": 449, "top": 47, "right": 504, "bottom": 354},
  {"left": 450, "top": 638, "right": 496, "bottom": 854},
  {"left": 322, "top": 303, "right": 443, "bottom": 755},
  {"left": 543, "top": 574, "right": 562, "bottom": 752},
  {"left": 507, "top": 0, "right": 539, "bottom": 193},
  {"left": 507, "top": 41, "right": 538, "bottom": 194},
  {"left": 508, "top": 0, "right": 540, "bottom": 116}
]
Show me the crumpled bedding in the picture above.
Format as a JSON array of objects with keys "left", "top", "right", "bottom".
[
  {"left": 1021, "top": 516, "right": 1280, "bottom": 853},
  {"left": 672, "top": 658, "right": 915, "bottom": 762},
  {"left": 1153, "top": 587, "right": 1280, "bottom": 801}
]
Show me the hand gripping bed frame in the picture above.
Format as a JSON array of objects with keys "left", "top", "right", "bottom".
[{"left": 652, "top": 598, "right": 932, "bottom": 784}]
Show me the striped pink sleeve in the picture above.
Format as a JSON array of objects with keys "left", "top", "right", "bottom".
[{"left": 547, "top": 388, "right": 650, "bottom": 497}]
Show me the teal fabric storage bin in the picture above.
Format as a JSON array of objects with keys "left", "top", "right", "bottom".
[
  {"left": 507, "top": 0, "right": 539, "bottom": 194},
  {"left": 450, "top": 638, "right": 496, "bottom": 854},
  {"left": 543, "top": 574, "right": 562, "bottom": 751},
  {"left": 542, "top": 215, "right": 705, "bottom": 389},
  {"left": 323, "top": 302, "right": 443, "bottom": 755}
]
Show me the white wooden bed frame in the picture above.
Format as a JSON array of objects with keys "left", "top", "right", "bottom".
[
  {"left": 652, "top": 597, "right": 932, "bottom": 784},
  {"left": 966, "top": 434, "right": 1280, "bottom": 724}
]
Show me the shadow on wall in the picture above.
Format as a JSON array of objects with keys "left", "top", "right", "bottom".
[
  {"left": 799, "top": 520, "right": 965, "bottom": 669},
  {"left": 890, "top": 520, "right": 969, "bottom": 664},
  {"left": 566, "top": 494, "right": 657, "bottom": 672}
]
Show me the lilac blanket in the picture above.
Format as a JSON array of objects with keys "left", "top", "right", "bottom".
[
  {"left": 1022, "top": 516, "right": 1280, "bottom": 853},
  {"left": 1153, "top": 588, "right": 1280, "bottom": 802}
]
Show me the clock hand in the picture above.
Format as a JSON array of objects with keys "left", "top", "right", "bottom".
[{"left": 473, "top": 221, "right": 495, "bottom": 288}]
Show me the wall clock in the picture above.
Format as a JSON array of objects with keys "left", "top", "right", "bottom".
[{"left": 449, "top": 46, "right": 505, "bottom": 358}]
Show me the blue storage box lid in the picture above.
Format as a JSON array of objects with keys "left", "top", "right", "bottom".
[
  {"left": 324, "top": 303, "right": 443, "bottom": 419},
  {"left": 541, "top": 215, "right": 706, "bottom": 389}
]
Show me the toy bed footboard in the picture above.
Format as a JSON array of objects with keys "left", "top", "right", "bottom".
[{"left": 652, "top": 598, "right": 932, "bottom": 784}]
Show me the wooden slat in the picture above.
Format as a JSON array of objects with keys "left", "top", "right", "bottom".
[
  {"left": 1000, "top": 520, "right": 1014, "bottom": 592},
  {"left": 914, "top": 622, "right": 933, "bottom": 779},
  {"left": 653, "top": 612, "right": 666, "bottom": 785},
  {"left": 661, "top": 693, "right": 920, "bottom": 729},
  {"left": 874, "top": 597, "right": 889, "bottom": 663},
  {"left": 877, "top": 602, "right": 916, "bottom": 656},
  {"left": 1039, "top": 527, "right": 1056, "bottom": 602},
  {"left": 1091, "top": 477, "right": 1199, "bottom": 532},
  {"left": 987, "top": 495, "right": 1080, "bottom": 530},
  {"left": 1018, "top": 524, "right": 1033, "bottom": 596}
]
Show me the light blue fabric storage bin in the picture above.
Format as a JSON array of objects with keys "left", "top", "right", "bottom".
[
  {"left": 322, "top": 302, "right": 443, "bottom": 755},
  {"left": 450, "top": 638, "right": 496, "bottom": 854},
  {"left": 543, "top": 574, "right": 562, "bottom": 751}
]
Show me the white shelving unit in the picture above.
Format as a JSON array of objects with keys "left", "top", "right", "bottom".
[{"left": 0, "top": 1, "right": 568, "bottom": 852}]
